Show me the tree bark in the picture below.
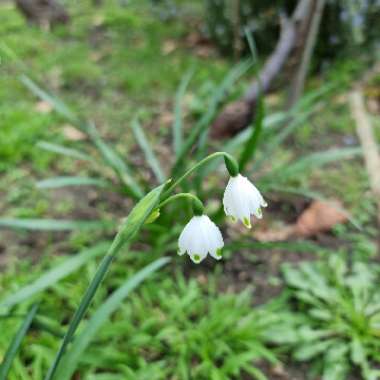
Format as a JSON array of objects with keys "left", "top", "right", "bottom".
[
  {"left": 287, "top": 0, "right": 326, "bottom": 108},
  {"left": 211, "top": 0, "right": 315, "bottom": 138}
]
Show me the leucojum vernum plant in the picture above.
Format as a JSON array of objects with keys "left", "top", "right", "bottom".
[{"left": 35, "top": 151, "right": 267, "bottom": 380}]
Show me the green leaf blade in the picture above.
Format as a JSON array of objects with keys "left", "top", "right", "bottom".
[
  {"left": 37, "top": 141, "right": 92, "bottom": 162},
  {"left": 44, "top": 183, "right": 166, "bottom": 380},
  {"left": 56, "top": 256, "right": 171, "bottom": 380},
  {"left": 131, "top": 118, "right": 165, "bottom": 183},
  {"left": 36, "top": 176, "right": 110, "bottom": 189},
  {"left": 239, "top": 94, "right": 265, "bottom": 171},
  {"left": 173, "top": 69, "right": 194, "bottom": 157},
  {"left": 20, "top": 75, "right": 77, "bottom": 124},
  {"left": 0, "top": 304, "right": 39, "bottom": 380},
  {"left": 86, "top": 122, "right": 143, "bottom": 199},
  {"left": 0, "top": 243, "right": 110, "bottom": 309},
  {"left": 0, "top": 219, "right": 113, "bottom": 231}
]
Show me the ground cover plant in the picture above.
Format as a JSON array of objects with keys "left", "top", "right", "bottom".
[
  {"left": 281, "top": 254, "right": 380, "bottom": 380},
  {"left": 1, "top": 0, "right": 379, "bottom": 379}
]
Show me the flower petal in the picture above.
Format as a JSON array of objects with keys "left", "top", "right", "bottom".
[{"left": 223, "top": 174, "right": 267, "bottom": 226}]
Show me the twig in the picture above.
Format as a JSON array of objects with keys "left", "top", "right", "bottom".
[
  {"left": 287, "top": 0, "right": 326, "bottom": 107},
  {"left": 349, "top": 90, "right": 380, "bottom": 225},
  {"left": 212, "top": 0, "right": 312, "bottom": 137}
]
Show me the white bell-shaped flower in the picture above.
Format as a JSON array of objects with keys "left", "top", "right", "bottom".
[
  {"left": 223, "top": 174, "right": 267, "bottom": 228},
  {"left": 178, "top": 215, "right": 224, "bottom": 263}
]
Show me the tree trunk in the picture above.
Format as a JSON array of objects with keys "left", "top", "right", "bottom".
[
  {"left": 211, "top": 0, "right": 317, "bottom": 138},
  {"left": 15, "top": 0, "right": 69, "bottom": 28},
  {"left": 287, "top": 0, "right": 326, "bottom": 108}
]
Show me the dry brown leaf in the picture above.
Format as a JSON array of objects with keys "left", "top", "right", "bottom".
[
  {"left": 162, "top": 40, "right": 177, "bottom": 55},
  {"left": 35, "top": 100, "right": 53, "bottom": 113},
  {"left": 252, "top": 200, "right": 348, "bottom": 242},
  {"left": 294, "top": 200, "right": 348, "bottom": 237},
  {"left": 62, "top": 125, "right": 86, "bottom": 141}
]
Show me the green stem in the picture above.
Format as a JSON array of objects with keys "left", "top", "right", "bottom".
[
  {"left": 158, "top": 193, "right": 203, "bottom": 209},
  {"left": 163, "top": 152, "right": 237, "bottom": 198}
]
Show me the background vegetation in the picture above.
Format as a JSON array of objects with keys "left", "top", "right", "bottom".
[{"left": 0, "top": 0, "right": 379, "bottom": 379}]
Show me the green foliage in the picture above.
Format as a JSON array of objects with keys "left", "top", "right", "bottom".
[
  {"left": 204, "top": 0, "right": 380, "bottom": 60},
  {"left": 0, "top": 304, "right": 39, "bottom": 380},
  {"left": 55, "top": 257, "right": 171, "bottom": 380},
  {"left": 60, "top": 274, "right": 285, "bottom": 380},
  {"left": 281, "top": 256, "right": 380, "bottom": 380},
  {"left": 0, "top": 1, "right": 377, "bottom": 380},
  {"left": 0, "top": 243, "right": 110, "bottom": 309},
  {"left": 0, "top": 102, "right": 58, "bottom": 172},
  {"left": 45, "top": 183, "right": 166, "bottom": 380}
]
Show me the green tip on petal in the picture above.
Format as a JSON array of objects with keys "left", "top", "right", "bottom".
[
  {"left": 256, "top": 208, "right": 262, "bottom": 218},
  {"left": 216, "top": 248, "right": 223, "bottom": 258},
  {"left": 243, "top": 217, "right": 251, "bottom": 229},
  {"left": 193, "top": 254, "right": 201, "bottom": 263},
  {"left": 177, "top": 248, "right": 182, "bottom": 256},
  {"left": 230, "top": 216, "right": 237, "bottom": 223}
]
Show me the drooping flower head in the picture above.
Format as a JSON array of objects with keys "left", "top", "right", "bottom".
[
  {"left": 223, "top": 174, "right": 267, "bottom": 228},
  {"left": 178, "top": 215, "right": 224, "bottom": 263}
]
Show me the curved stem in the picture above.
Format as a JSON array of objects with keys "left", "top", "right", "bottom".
[
  {"left": 163, "top": 151, "right": 236, "bottom": 198},
  {"left": 157, "top": 193, "right": 203, "bottom": 210}
]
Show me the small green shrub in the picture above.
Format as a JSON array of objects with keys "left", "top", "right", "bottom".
[{"left": 281, "top": 256, "right": 380, "bottom": 380}]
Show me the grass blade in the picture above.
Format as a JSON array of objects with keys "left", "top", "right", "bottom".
[
  {"left": 266, "top": 147, "right": 362, "bottom": 182},
  {"left": 131, "top": 117, "right": 165, "bottom": 183},
  {"left": 252, "top": 107, "right": 318, "bottom": 171},
  {"left": 21, "top": 75, "right": 142, "bottom": 199},
  {"left": 172, "top": 60, "right": 252, "bottom": 175},
  {"left": 37, "top": 141, "right": 92, "bottom": 162},
  {"left": 199, "top": 113, "right": 287, "bottom": 178},
  {"left": 172, "top": 68, "right": 194, "bottom": 157},
  {"left": 36, "top": 176, "right": 110, "bottom": 189},
  {"left": 244, "top": 26, "right": 259, "bottom": 64},
  {"left": 0, "top": 304, "right": 39, "bottom": 380},
  {"left": 56, "top": 257, "right": 171, "bottom": 380},
  {"left": 0, "top": 242, "right": 110, "bottom": 309},
  {"left": 224, "top": 112, "right": 287, "bottom": 152},
  {"left": 239, "top": 94, "right": 265, "bottom": 171},
  {"left": 20, "top": 75, "right": 78, "bottom": 124},
  {"left": 86, "top": 122, "right": 144, "bottom": 199},
  {"left": 44, "top": 183, "right": 166, "bottom": 380},
  {"left": 0, "top": 219, "right": 113, "bottom": 231}
]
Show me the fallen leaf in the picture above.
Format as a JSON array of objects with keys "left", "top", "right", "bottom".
[
  {"left": 62, "top": 125, "right": 86, "bottom": 141},
  {"left": 252, "top": 200, "right": 349, "bottom": 242},
  {"left": 294, "top": 200, "right": 348, "bottom": 237},
  {"left": 162, "top": 40, "right": 177, "bottom": 55},
  {"left": 35, "top": 100, "right": 53, "bottom": 113}
]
